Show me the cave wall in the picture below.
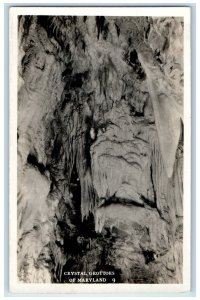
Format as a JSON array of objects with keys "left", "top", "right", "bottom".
[{"left": 17, "top": 15, "right": 183, "bottom": 283}]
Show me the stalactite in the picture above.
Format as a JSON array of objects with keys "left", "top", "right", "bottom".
[{"left": 138, "top": 44, "right": 182, "bottom": 178}]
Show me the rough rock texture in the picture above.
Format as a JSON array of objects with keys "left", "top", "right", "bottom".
[{"left": 17, "top": 16, "right": 183, "bottom": 283}]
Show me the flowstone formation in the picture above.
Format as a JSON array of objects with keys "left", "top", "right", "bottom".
[{"left": 17, "top": 16, "right": 183, "bottom": 283}]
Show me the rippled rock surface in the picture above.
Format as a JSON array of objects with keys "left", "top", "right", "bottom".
[{"left": 17, "top": 16, "right": 183, "bottom": 283}]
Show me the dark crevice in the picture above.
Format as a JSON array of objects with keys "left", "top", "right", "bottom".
[
  {"left": 70, "top": 71, "right": 89, "bottom": 89},
  {"left": 96, "top": 16, "right": 106, "bottom": 39},
  {"left": 115, "top": 23, "right": 120, "bottom": 37},
  {"left": 162, "top": 37, "right": 169, "bottom": 51},
  {"left": 137, "top": 68, "right": 146, "bottom": 80},
  {"left": 145, "top": 23, "right": 151, "bottom": 39},
  {"left": 150, "top": 164, "right": 157, "bottom": 209},
  {"left": 61, "top": 93, "right": 71, "bottom": 111},
  {"left": 82, "top": 40, "right": 86, "bottom": 52},
  {"left": 62, "top": 63, "right": 73, "bottom": 78},
  {"left": 142, "top": 250, "right": 156, "bottom": 264},
  {"left": 140, "top": 195, "right": 156, "bottom": 208},
  {"left": 51, "top": 134, "right": 62, "bottom": 161},
  {"left": 128, "top": 37, "right": 132, "bottom": 46},
  {"left": 98, "top": 195, "right": 144, "bottom": 208},
  {"left": 134, "top": 111, "right": 144, "bottom": 117},
  {"left": 130, "top": 49, "right": 138, "bottom": 64},
  {"left": 27, "top": 153, "right": 46, "bottom": 174},
  {"left": 125, "top": 49, "right": 146, "bottom": 80}
]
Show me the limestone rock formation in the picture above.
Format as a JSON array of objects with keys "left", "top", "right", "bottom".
[{"left": 17, "top": 15, "right": 183, "bottom": 283}]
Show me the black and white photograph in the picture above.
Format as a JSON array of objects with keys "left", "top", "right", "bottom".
[{"left": 9, "top": 6, "right": 191, "bottom": 293}]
